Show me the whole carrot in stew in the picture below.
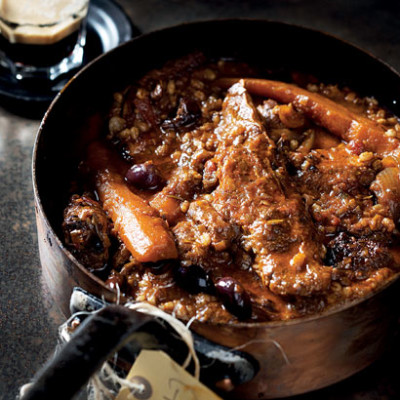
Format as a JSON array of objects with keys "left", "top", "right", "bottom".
[{"left": 87, "top": 141, "right": 178, "bottom": 263}]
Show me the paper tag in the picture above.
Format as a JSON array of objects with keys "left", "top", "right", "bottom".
[{"left": 116, "top": 349, "right": 222, "bottom": 400}]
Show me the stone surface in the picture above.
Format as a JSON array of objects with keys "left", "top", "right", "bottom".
[{"left": 1, "top": 1, "right": 400, "bottom": 399}]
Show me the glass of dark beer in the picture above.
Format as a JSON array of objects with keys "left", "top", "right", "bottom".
[{"left": 0, "top": 0, "right": 90, "bottom": 82}]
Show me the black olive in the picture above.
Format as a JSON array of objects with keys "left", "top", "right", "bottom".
[
  {"left": 215, "top": 277, "right": 252, "bottom": 320},
  {"left": 125, "top": 162, "right": 164, "bottom": 190},
  {"left": 145, "top": 259, "right": 176, "bottom": 275},
  {"left": 161, "top": 97, "right": 201, "bottom": 130},
  {"left": 174, "top": 265, "right": 215, "bottom": 294}
]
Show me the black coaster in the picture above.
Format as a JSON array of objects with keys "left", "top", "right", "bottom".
[{"left": 0, "top": 0, "right": 139, "bottom": 118}]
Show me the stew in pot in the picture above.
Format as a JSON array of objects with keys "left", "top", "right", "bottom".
[{"left": 62, "top": 53, "right": 400, "bottom": 323}]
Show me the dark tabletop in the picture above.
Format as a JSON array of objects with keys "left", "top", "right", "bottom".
[{"left": 1, "top": 1, "right": 400, "bottom": 399}]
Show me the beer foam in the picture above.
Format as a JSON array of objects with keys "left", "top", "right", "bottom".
[{"left": 0, "top": 0, "right": 89, "bottom": 44}]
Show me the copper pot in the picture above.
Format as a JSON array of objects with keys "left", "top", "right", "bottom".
[{"left": 33, "top": 19, "right": 400, "bottom": 399}]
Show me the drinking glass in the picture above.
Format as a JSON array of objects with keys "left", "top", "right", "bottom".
[{"left": 0, "top": 0, "right": 90, "bottom": 81}]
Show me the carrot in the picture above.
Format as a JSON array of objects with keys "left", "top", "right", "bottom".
[
  {"left": 219, "top": 79, "right": 400, "bottom": 222},
  {"left": 87, "top": 141, "right": 178, "bottom": 263},
  {"left": 217, "top": 78, "right": 397, "bottom": 155},
  {"left": 149, "top": 192, "right": 184, "bottom": 225}
]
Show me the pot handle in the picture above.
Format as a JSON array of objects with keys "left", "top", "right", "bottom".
[
  {"left": 20, "top": 289, "right": 259, "bottom": 400},
  {"left": 20, "top": 305, "right": 154, "bottom": 400},
  {"left": 69, "top": 288, "right": 259, "bottom": 390}
]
